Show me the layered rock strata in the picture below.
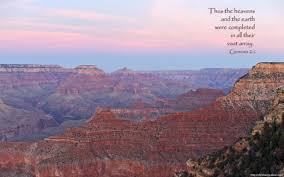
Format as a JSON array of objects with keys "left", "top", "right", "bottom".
[{"left": 0, "top": 63, "right": 282, "bottom": 176}]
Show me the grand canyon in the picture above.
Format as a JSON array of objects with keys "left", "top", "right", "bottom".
[
  {"left": 0, "top": 62, "right": 283, "bottom": 177},
  {"left": 0, "top": 64, "right": 246, "bottom": 141}
]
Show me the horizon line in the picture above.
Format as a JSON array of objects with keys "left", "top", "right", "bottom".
[{"left": 0, "top": 63, "right": 250, "bottom": 73}]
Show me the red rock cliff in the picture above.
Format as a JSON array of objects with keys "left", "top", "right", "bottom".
[{"left": 0, "top": 62, "right": 282, "bottom": 177}]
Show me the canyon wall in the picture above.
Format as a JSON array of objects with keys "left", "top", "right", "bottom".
[
  {"left": 180, "top": 86, "right": 284, "bottom": 177},
  {"left": 0, "top": 64, "right": 246, "bottom": 140},
  {"left": 0, "top": 62, "right": 281, "bottom": 177}
]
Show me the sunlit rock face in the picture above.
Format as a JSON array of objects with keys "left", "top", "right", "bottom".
[
  {"left": 182, "top": 87, "right": 284, "bottom": 177},
  {"left": 221, "top": 62, "right": 284, "bottom": 114}
]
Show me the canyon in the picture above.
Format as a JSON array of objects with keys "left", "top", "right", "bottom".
[
  {"left": 0, "top": 64, "right": 246, "bottom": 141},
  {"left": 178, "top": 87, "right": 284, "bottom": 177},
  {"left": 0, "top": 62, "right": 282, "bottom": 177}
]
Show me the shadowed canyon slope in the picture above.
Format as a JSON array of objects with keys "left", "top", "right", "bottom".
[
  {"left": 0, "top": 62, "right": 283, "bottom": 177},
  {"left": 178, "top": 87, "right": 284, "bottom": 177},
  {"left": 0, "top": 64, "right": 246, "bottom": 140}
]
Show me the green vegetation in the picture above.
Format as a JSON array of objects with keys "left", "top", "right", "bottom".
[{"left": 201, "top": 115, "right": 284, "bottom": 177}]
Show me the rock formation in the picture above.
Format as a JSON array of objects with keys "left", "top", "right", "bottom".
[
  {"left": 0, "top": 100, "right": 57, "bottom": 141},
  {"left": 180, "top": 86, "right": 284, "bottom": 177},
  {"left": 221, "top": 62, "right": 284, "bottom": 113},
  {"left": 74, "top": 65, "right": 105, "bottom": 75},
  {"left": 0, "top": 62, "right": 281, "bottom": 176},
  {"left": 96, "top": 88, "right": 225, "bottom": 122},
  {"left": 0, "top": 64, "right": 246, "bottom": 140},
  {"left": 169, "top": 88, "right": 225, "bottom": 111},
  {"left": 112, "top": 67, "right": 136, "bottom": 75},
  {"left": 0, "top": 64, "right": 66, "bottom": 73},
  {"left": 141, "top": 68, "right": 248, "bottom": 93}
]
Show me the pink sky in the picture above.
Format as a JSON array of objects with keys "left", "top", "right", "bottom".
[{"left": 0, "top": 0, "right": 283, "bottom": 54}]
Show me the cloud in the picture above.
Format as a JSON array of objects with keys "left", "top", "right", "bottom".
[
  {"left": 0, "top": 0, "right": 219, "bottom": 52},
  {"left": 48, "top": 9, "right": 136, "bottom": 23},
  {"left": 0, "top": 0, "right": 283, "bottom": 54}
]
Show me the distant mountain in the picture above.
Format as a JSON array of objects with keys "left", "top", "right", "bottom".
[
  {"left": 0, "top": 64, "right": 246, "bottom": 140},
  {"left": 140, "top": 68, "right": 249, "bottom": 93}
]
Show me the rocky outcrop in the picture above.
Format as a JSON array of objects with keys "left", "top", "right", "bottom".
[
  {"left": 182, "top": 87, "right": 284, "bottom": 177},
  {"left": 250, "top": 62, "right": 284, "bottom": 74},
  {"left": 74, "top": 65, "right": 105, "bottom": 75},
  {"left": 221, "top": 62, "right": 284, "bottom": 114}
]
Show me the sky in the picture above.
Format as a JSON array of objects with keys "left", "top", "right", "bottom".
[{"left": 0, "top": 0, "right": 283, "bottom": 71}]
